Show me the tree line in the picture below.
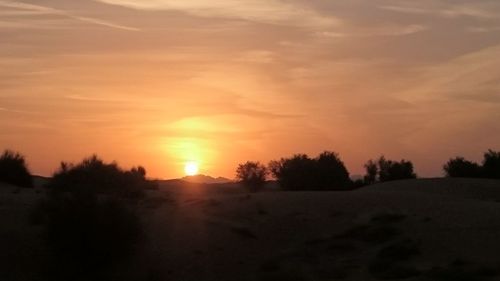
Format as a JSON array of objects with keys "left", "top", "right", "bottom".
[
  {"left": 1, "top": 149, "right": 500, "bottom": 192},
  {"left": 236, "top": 150, "right": 500, "bottom": 191},
  {"left": 443, "top": 150, "right": 500, "bottom": 179}
]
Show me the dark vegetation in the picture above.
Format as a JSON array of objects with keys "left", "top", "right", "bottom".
[
  {"left": 42, "top": 195, "right": 142, "bottom": 280},
  {"left": 269, "top": 151, "right": 351, "bottom": 190},
  {"left": 0, "top": 150, "right": 33, "bottom": 188},
  {"left": 237, "top": 152, "right": 424, "bottom": 191},
  {"left": 35, "top": 155, "right": 156, "bottom": 280},
  {"left": 46, "top": 155, "right": 156, "bottom": 199},
  {"left": 236, "top": 161, "right": 267, "bottom": 192},
  {"left": 364, "top": 156, "right": 417, "bottom": 184},
  {"left": 444, "top": 150, "right": 500, "bottom": 179}
]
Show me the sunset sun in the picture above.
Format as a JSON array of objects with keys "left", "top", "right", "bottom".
[{"left": 184, "top": 162, "right": 199, "bottom": 176}]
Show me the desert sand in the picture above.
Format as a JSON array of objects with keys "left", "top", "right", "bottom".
[{"left": 1, "top": 178, "right": 500, "bottom": 280}]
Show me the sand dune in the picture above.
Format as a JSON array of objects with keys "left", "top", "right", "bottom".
[{"left": 1, "top": 178, "right": 500, "bottom": 280}]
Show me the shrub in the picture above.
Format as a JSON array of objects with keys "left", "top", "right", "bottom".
[
  {"left": 269, "top": 151, "right": 351, "bottom": 190},
  {"left": 43, "top": 193, "right": 142, "bottom": 280},
  {"left": 482, "top": 150, "right": 500, "bottom": 179},
  {"left": 269, "top": 154, "right": 315, "bottom": 190},
  {"left": 363, "top": 160, "right": 378, "bottom": 185},
  {"left": 0, "top": 150, "right": 33, "bottom": 188},
  {"left": 236, "top": 161, "right": 267, "bottom": 192},
  {"left": 443, "top": 157, "right": 481, "bottom": 178},
  {"left": 40, "top": 155, "right": 152, "bottom": 279},
  {"left": 46, "top": 155, "right": 156, "bottom": 199},
  {"left": 363, "top": 156, "right": 417, "bottom": 183},
  {"left": 443, "top": 150, "right": 500, "bottom": 179},
  {"left": 316, "top": 151, "right": 351, "bottom": 189},
  {"left": 378, "top": 157, "right": 416, "bottom": 182}
]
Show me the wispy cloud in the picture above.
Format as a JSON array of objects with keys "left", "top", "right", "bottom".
[
  {"left": 380, "top": 3, "right": 499, "bottom": 20},
  {"left": 400, "top": 44, "right": 500, "bottom": 103},
  {"left": 317, "top": 24, "right": 427, "bottom": 38},
  {"left": 96, "top": 0, "right": 340, "bottom": 28},
  {"left": 0, "top": 106, "right": 37, "bottom": 115},
  {"left": 64, "top": 94, "right": 136, "bottom": 103},
  {"left": 0, "top": 0, "right": 140, "bottom": 31},
  {"left": 466, "top": 26, "right": 500, "bottom": 33}
]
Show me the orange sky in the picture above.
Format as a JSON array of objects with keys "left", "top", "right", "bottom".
[{"left": 1, "top": 0, "right": 500, "bottom": 179}]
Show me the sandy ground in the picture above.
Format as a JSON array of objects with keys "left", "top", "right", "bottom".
[{"left": 2, "top": 178, "right": 500, "bottom": 280}]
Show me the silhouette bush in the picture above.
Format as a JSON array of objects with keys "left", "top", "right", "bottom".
[
  {"left": 443, "top": 150, "right": 500, "bottom": 179},
  {"left": 269, "top": 154, "right": 315, "bottom": 190},
  {"left": 482, "top": 150, "right": 500, "bottom": 179},
  {"left": 39, "top": 155, "right": 154, "bottom": 279},
  {"left": 42, "top": 193, "right": 142, "bottom": 280},
  {"left": 236, "top": 161, "right": 267, "bottom": 192},
  {"left": 443, "top": 157, "right": 482, "bottom": 178},
  {"left": 363, "top": 156, "right": 417, "bottom": 184},
  {"left": 46, "top": 155, "right": 157, "bottom": 199},
  {"left": 363, "top": 160, "right": 378, "bottom": 185},
  {"left": 378, "top": 157, "right": 417, "bottom": 182},
  {"left": 0, "top": 150, "right": 33, "bottom": 188},
  {"left": 269, "top": 151, "right": 351, "bottom": 190},
  {"left": 316, "top": 151, "right": 351, "bottom": 189}
]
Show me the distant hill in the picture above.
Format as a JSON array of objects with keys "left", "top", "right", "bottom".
[{"left": 181, "top": 174, "right": 232, "bottom": 184}]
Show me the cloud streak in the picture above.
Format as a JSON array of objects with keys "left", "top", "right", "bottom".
[
  {"left": 96, "top": 0, "right": 340, "bottom": 28},
  {"left": 317, "top": 24, "right": 427, "bottom": 38},
  {"left": 380, "top": 2, "right": 499, "bottom": 20},
  {"left": 0, "top": 0, "right": 139, "bottom": 31}
]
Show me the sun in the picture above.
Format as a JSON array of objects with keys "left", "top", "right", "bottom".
[{"left": 184, "top": 161, "right": 199, "bottom": 176}]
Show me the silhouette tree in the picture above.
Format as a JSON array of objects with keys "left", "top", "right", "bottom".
[
  {"left": 443, "top": 150, "right": 500, "bottom": 179},
  {"left": 378, "top": 156, "right": 416, "bottom": 182},
  {"left": 482, "top": 149, "right": 500, "bottom": 179},
  {"left": 269, "top": 151, "right": 351, "bottom": 190},
  {"left": 363, "top": 159, "right": 378, "bottom": 185},
  {"left": 315, "top": 151, "right": 351, "bottom": 190},
  {"left": 443, "top": 157, "right": 481, "bottom": 178},
  {"left": 236, "top": 161, "right": 267, "bottom": 192},
  {"left": 0, "top": 150, "right": 33, "bottom": 188},
  {"left": 364, "top": 156, "right": 417, "bottom": 183},
  {"left": 269, "top": 154, "right": 315, "bottom": 190}
]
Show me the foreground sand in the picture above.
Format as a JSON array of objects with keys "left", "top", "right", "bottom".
[{"left": 1, "top": 178, "right": 500, "bottom": 280}]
